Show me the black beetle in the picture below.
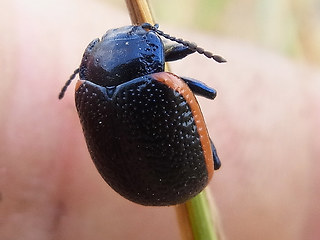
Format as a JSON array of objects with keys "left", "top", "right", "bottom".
[{"left": 59, "top": 23, "right": 225, "bottom": 206}]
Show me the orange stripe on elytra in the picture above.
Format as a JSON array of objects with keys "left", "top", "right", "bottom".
[
  {"left": 151, "top": 72, "right": 214, "bottom": 181},
  {"left": 75, "top": 80, "right": 85, "bottom": 92}
]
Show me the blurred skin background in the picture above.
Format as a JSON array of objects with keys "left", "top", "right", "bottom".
[
  {"left": 119, "top": 0, "right": 320, "bottom": 64},
  {"left": 0, "top": 0, "right": 319, "bottom": 240}
]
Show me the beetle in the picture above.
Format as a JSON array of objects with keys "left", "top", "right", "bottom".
[{"left": 59, "top": 23, "right": 225, "bottom": 206}]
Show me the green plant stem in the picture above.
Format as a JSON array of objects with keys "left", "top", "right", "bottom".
[{"left": 185, "top": 190, "right": 220, "bottom": 240}]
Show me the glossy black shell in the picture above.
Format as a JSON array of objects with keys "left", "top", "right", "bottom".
[
  {"left": 79, "top": 25, "right": 164, "bottom": 87},
  {"left": 76, "top": 75, "right": 209, "bottom": 205},
  {"left": 75, "top": 25, "right": 212, "bottom": 205}
]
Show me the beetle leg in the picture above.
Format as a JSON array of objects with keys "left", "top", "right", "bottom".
[
  {"left": 210, "top": 138, "right": 221, "bottom": 170},
  {"left": 164, "top": 41, "right": 195, "bottom": 61},
  {"left": 180, "top": 76, "right": 217, "bottom": 100}
]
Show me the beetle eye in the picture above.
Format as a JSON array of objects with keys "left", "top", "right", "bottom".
[{"left": 141, "top": 22, "right": 153, "bottom": 30}]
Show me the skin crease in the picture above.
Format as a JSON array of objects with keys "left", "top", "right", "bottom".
[{"left": 1, "top": 0, "right": 319, "bottom": 240}]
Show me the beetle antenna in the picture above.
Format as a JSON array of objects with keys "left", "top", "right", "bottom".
[
  {"left": 58, "top": 68, "right": 80, "bottom": 99},
  {"left": 141, "top": 23, "right": 226, "bottom": 63}
]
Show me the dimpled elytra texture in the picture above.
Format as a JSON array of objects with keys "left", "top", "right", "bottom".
[{"left": 75, "top": 74, "right": 209, "bottom": 206}]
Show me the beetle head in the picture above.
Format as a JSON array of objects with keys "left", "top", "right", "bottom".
[{"left": 79, "top": 25, "right": 165, "bottom": 87}]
